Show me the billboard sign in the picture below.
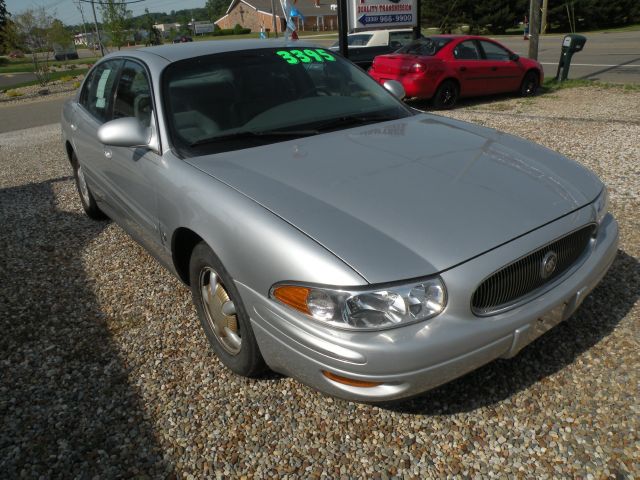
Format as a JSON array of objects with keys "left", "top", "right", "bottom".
[
  {"left": 194, "top": 22, "right": 215, "bottom": 34},
  {"left": 348, "top": 0, "right": 418, "bottom": 31}
]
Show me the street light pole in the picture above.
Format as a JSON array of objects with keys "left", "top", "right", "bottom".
[
  {"left": 90, "top": 0, "right": 104, "bottom": 56},
  {"left": 337, "top": 0, "right": 348, "bottom": 58}
]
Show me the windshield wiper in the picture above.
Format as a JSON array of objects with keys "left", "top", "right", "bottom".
[
  {"left": 310, "top": 113, "right": 402, "bottom": 132},
  {"left": 190, "top": 129, "right": 318, "bottom": 147}
]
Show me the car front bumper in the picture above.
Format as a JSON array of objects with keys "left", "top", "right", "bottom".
[{"left": 237, "top": 210, "right": 618, "bottom": 402}]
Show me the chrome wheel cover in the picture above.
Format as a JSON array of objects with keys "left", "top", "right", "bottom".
[
  {"left": 199, "top": 267, "right": 241, "bottom": 355},
  {"left": 76, "top": 165, "right": 90, "bottom": 205}
]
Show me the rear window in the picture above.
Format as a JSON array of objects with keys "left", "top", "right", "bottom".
[{"left": 397, "top": 37, "right": 452, "bottom": 56}]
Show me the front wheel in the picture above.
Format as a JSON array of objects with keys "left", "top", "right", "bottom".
[
  {"left": 189, "top": 242, "right": 266, "bottom": 377},
  {"left": 520, "top": 71, "right": 539, "bottom": 96},
  {"left": 71, "top": 151, "right": 107, "bottom": 220},
  {"left": 432, "top": 80, "right": 459, "bottom": 109}
]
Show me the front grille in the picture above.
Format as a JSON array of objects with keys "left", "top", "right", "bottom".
[{"left": 472, "top": 224, "right": 596, "bottom": 315}]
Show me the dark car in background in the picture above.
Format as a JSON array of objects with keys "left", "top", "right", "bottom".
[
  {"left": 173, "top": 35, "right": 194, "bottom": 43},
  {"left": 369, "top": 35, "right": 543, "bottom": 108}
]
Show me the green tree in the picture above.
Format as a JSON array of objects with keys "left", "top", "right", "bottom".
[
  {"left": 100, "top": 0, "right": 132, "bottom": 50},
  {"left": 143, "top": 8, "right": 162, "bottom": 46},
  {"left": 13, "top": 8, "right": 54, "bottom": 85},
  {"left": 205, "top": 0, "right": 229, "bottom": 22},
  {"left": 48, "top": 18, "right": 72, "bottom": 48},
  {"left": 0, "top": 0, "right": 9, "bottom": 52},
  {"left": 547, "top": 0, "right": 640, "bottom": 32},
  {"left": 1, "top": 19, "right": 19, "bottom": 53}
]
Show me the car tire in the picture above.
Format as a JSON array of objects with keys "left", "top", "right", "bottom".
[
  {"left": 432, "top": 80, "right": 459, "bottom": 109},
  {"left": 189, "top": 241, "right": 266, "bottom": 377},
  {"left": 520, "top": 71, "right": 539, "bottom": 96},
  {"left": 71, "top": 151, "right": 107, "bottom": 220}
]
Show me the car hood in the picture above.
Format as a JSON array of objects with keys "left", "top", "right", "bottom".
[{"left": 186, "top": 114, "right": 602, "bottom": 284}]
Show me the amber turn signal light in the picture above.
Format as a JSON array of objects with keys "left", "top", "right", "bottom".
[
  {"left": 322, "top": 370, "right": 382, "bottom": 388},
  {"left": 272, "top": 285, "right": 311, "bottom": 315}
]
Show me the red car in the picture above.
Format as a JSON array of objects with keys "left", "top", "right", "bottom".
[{"left": 369, "top": 35, "right": 543, "bottom": 108}]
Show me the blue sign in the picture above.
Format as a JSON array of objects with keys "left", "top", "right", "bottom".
[{"left": 358, "top": 14, "right": 413, "bottom": 25}]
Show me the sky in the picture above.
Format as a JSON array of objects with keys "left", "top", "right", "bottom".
[{"left": 5, "top": 0, "right": 210, "bottom": 25}]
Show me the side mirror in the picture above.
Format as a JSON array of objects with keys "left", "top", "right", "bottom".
[
  {"left": 98, "top": 117, "right": 151, "bottom": 148},
  {"left": 383, "top": 80, "right": 406, "bottom": 100},
  {"left": 509, "top": 53, "right": 520, "bottom": 61}
]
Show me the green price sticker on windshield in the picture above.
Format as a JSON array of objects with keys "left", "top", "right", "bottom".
[{"left": 276, "top": 49, "right": 336, "bottom": 65}]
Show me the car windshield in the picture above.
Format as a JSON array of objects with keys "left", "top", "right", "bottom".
[
  {"left": 397, "top": 37, "right": 452, "bottom": 56},
  {"left": 163, "top": 47, "right": 412, "bottom": 156}
]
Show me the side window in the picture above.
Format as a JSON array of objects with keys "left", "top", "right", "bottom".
[
  {"left": 453, "top": 41, "right": 481, "bottom": 60},
  {"left": 113, "top": 60, "right": 153, "bottom": 127},
  {"left": 389, "top": 31, "right": 414, "bottom": 49},
  {"left": 80, "top": 60, "right": 121, "bottom": 123},
  {"left": 479, "top": 41, "right": 511, "bottom": 61}
]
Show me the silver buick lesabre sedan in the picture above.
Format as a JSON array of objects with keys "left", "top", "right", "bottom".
[{"left": 61, "top": 40, "right": 618, "bottom": 402}]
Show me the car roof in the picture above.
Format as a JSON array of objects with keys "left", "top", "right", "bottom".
[{"left": 110, "top": 39, "right": 318, "bottom": 63}]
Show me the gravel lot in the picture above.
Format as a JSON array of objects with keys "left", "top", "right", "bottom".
[{"left": 1, "top": 86, "right": 638, "bottom": 478}]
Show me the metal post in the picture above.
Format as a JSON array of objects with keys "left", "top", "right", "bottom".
[
  {"left": 90, "top": 0, "right": 104, "bottom": 56},
  {"left": 270, "top": 0, "right": 278, "bottom": 37},
  {"left": 528, "top": 0, "right": 533, "bottom": 39},
  {"left": 541, "top": 0, "right": 548, "bottom": 34},
  {"left": 337, "top": 0, "right": 348, "bottom": 58},
  {"left": 413, "top": 0, "right": 421, "bottom": 40},
  {"left": 528, "top": 0, "right": 541, "bottom": 60}
]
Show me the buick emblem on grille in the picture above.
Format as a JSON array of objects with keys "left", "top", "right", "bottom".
[{"left": 540, "top": 251, "right": 558, "bottom": 279}]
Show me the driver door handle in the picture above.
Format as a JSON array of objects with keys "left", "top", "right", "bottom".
[
  {"left": 491, "top": 66, "right": 498, "bottom": 71},
  {"left": 104, "top": 148, "right": 112, "bottom": 159},
  {"left": 459, "top": 66, "right": 467, "bottom": 72},
  {"left": 70, "top": 123, "right": 77, "bottom": 131}
]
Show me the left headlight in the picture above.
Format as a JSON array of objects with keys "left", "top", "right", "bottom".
[
  {"left": 593, "top": 187, "right": 609, "bottom": 224},
  {"left": 270, "top": 278, "right": 447, "bottom": 330}
]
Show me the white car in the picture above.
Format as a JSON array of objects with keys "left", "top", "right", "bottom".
[
  {"left": 338, "top": 29, "right": 415, "bottom": 48},
  {"left": 331, "top": 29, "right": 417, "bottom": 69}
]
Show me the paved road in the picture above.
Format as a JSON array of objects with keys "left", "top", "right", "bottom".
[
  {"left": 0, "top": 72, "right": 37, "bottom": 89},
  {"left": 494, "top": 30, "right": 640, "bottom": 83},
  {"left": 0, "top": 96, "right": 68, "bottom": 133},
  {"left": 314, "top": 30, "right": 640, "bottom": 83}
]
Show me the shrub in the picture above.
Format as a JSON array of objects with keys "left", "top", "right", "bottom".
[
  {"left": 6, "top": 89, "right": 24, "bottom": 97},
  {"left": 212, "top": 25, "right": 251, "bottom": 36}
]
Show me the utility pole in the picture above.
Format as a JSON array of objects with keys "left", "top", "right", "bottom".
[
  {"left": 528, "top": 0, "right": 541, "bottom": 60},
  {"left": 270, "top": 0, "right": 278, "bottom": 37},
  {"left": 89, "top": 0, "right": 104, "bottom": 56},
  {"left": 75, "top": 1, "right": 90, "bottom": 50},
  {"left": 541, "top": 0, "right": 548, "bottom": 34}
]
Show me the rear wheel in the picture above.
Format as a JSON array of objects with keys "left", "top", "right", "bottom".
[
  {"left": 432, "top": 80, "right": 459, "bottom": 109},
  {"left": 71, "top": 151, "right": 107, "bottom": 220},
  {"left": 520, "top": 71, "right": 539, "bottom": 96},
  {"left": 189, "top": 242, "right": 266, "bottom": 377}
]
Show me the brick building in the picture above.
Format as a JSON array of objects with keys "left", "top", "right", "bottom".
[{"left": 216, "top": 0, "right": 338, "bottom": 33}]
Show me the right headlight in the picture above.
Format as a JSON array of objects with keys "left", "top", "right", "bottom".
[
  {"left": 270, "top": 277, "right": 447, "bottom": 330},
  {"left": 593, "top": 187, "right": 609, "bottom": 224}
]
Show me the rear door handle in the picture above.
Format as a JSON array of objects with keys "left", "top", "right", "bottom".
[
  {"left": 70, "top": 123, "right": 77, "bottom": 131},
  {"left": 491, "top": 67, "right": 498, "bottom": 71},
  {"left": 459, "top": 66, "right": 467, "bottom": 72},
  {"left": 104, "top": 148, "right": 112, "bottom": 159}
]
